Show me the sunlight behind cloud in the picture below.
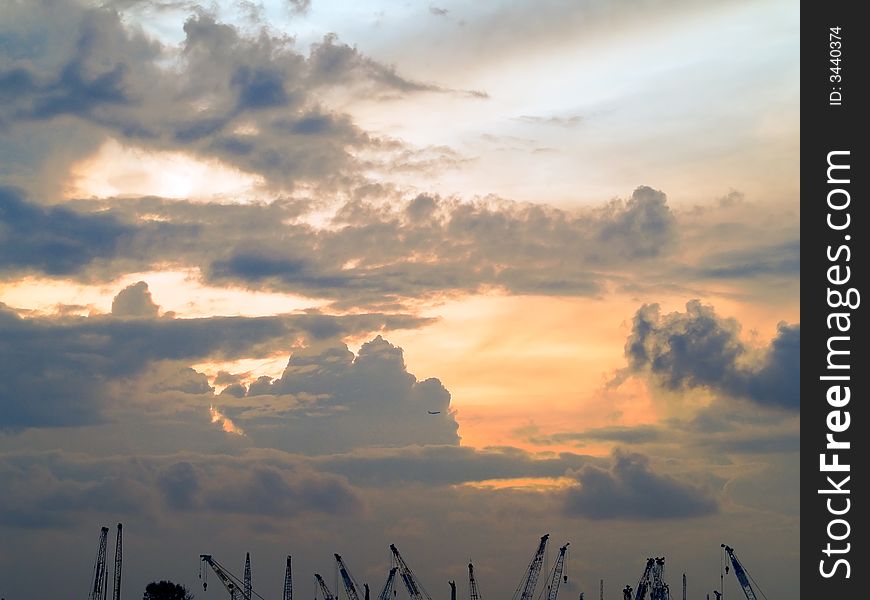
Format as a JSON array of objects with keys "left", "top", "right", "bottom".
[
  {"left": 65, "top": 138, "right": 266, "bottom": 201},
  {"left": 0, "top": 270, "right": 325, "bottom": 318},
  {"left": 209, "top": 404, "right": 245, "bottom": 435}
]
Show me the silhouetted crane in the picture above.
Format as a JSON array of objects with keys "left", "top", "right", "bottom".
[
  {"left": 244, "top": 553, "right": 252, "bottom": 600},
  {"left": 89, "top": 527, "right": 110, "bottom": 600},
  {"left": 540, "top": 543, "right": 569, "bottom": 600},
  {"left": 316, "top": 573, "right": 337, "bottom": 600},
  {"left": 390, "top": 544, "right": 432, "bottom": 600},
  {"left": 284, "top": 556, "right": 293, "bottom": 600},
  {"left": 468, "top": 563, "right": 481, "bottom": 600},
  {"left": 377, "top": 568, "right": 398, "bottom": 600},
  {"left": 200, "top": 554, "right": 265, "bottom": 600},
  {"left": 112, "top": 524, "right": 122, "bottom": 600},
  {"left": 512, "top": 534, "right": 550, "bottom": 600},
  {"left": 722, "top": 545, "right": 766, "bottom": 600},
  {"left": 335, "top": 554, "right": 364, "bottom": 600}
]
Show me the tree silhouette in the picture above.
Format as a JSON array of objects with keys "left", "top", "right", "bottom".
[{"left": 143, "top": 580, "right": 194, "bottom": 600}]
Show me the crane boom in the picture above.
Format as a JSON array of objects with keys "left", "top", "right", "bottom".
[
  {"left": 112, "top": 524, "right": 122, "bottom": 600},
  {"left": 316, "top": 573, "right": 337, "bottom": 600},
  {"left": 512, "top": 534, "right": 550, "bottom": 600},
  {"left": 378, "top": 567, "right": 398, "bottom": 600},
  {"left": 633, "top": 558, "right": 654, "bottom": 600},
  {"left": 89, "top": 526, "right": 110, "bottom": 600},
  {"left": 200, "top": 554, "right": 248, "bottom": 599},
  {"left": 335, "top": 554, "right": 363, "bottom": 600},
  {"left": 390, "top": 544, "right": 433, "bottom": 600},
  {"left": 540, "top": 543, "right": 569, "bottom": 600},
  {"left": 721, "top": 545, "right": 758, "bottom": 600},
  {"left": 284, "top": 556, "right": 293, "bottom": 600},
  {"left": 468, "top": 563, "right": 481, "bottom": 600}
]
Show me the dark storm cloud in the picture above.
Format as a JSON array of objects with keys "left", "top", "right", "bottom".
[
  {"left": 0, "top": 2, "right": 444, "bottom": 191},
  {"left": 0, "top": 186, "right": 133, "bottom": 275},
  {"left": 0, "top": 298, "right": 431, "bottom": 431},
  {"left": 622, "top": 301, "right": 800, "bottom": 410},
  {"left": 562, "top": 450, "right": 717, "bottom": 519}
]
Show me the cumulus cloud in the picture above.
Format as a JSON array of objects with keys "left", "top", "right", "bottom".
[
  {"left": 562, "top": 450, "right": 717, "bottom": 519},
  {"left": 229, "top": 336, "right": 460, "bottom": 453},
  {"left": 111, "top": 281, "right": 160, "bottom": 317},
  {"left": 621, "top": 300, "right": 799, "bottom": 410}
]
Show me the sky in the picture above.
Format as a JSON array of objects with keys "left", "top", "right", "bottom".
[{"left": 0, "top": 1, "right": 799, "bottom": 599}]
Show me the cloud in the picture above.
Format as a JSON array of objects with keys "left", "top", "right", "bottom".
[
  {"left": 562, "top": 449, "right": 717, "bottom": 519},
  {"left": 229, "top": 336, "right": 461, "bottom": 453},
  {"left": 525, "top": 425, "right": 663, "bottom": 446},
  {"left": 514, "top": 115, "right": 583, "bottom": 127},
  {"left": 111, "top": 280, "right": 160, "bottom": 317},
  {"left": 5, "top": 184, "right": 681, "bottom": 305},
  {"left": 0, "top": 186, "right": 133, "bottom": 276},
  {"left": 0, "top": 451, "right": 362, "bottom": 528},
  {"left": 205, "top": 185, "right": 675, "bottom": 302},
  {"left": 696, "top": 240, "right": 800, "bottom": 280},
  {"left": 622, "top": 300, "right": 799, "bottom": 410},
  {"left": 202, "top": 464, "right": 362, "bottom": 516},
  {"left": 0, "top": 3, "right": 447, "bottom": 193},
  {"left": 313, "top": 445, "right": 595, "bottom": 485},
  {"left": 286, "top": 0, "right": 311, "bottom": 15},
  {"left": 0, "top": 291, "right": 431, "bottom": 431}
]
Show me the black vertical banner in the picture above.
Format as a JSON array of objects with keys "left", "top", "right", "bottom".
[{"left": 803, "top": 3, "right": 868, "bottom": 597}]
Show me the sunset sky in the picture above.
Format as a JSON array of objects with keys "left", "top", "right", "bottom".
[{"left": 0, "top": 1, "right": 799, "bottom": 599}]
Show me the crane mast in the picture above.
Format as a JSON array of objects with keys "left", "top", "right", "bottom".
[
  {"left": 89, "top": 526, "right": 110, "bottom": 600},
  {"left": 316, "top": 573, "right": 337, "bottom": 600},
  {"left": 540, "top": 543, "right": 569, "bottom": 600},
  {"left": 244, "top": 553, "right": 253, "bottom": 600},
  {"left": 721, "top": 545, "right": 758, "bottom": 600},
  {"left": 378, "top": 567, "right": 398, "bottom": 600},
  {"left": 112, "top": 524, "right": 122, "bottom": 600},
  {"left": 284, "top": 556, "right": 293, "bottom": 600},
  {"left": 390, "top": 544, "right": 433, "bottom": 600},
  {"left": 512, "top": 534, "right": 550, "bottom": 600},
  {"left": 649, "top": 558, "right": 669, "bottom": 600},
  {"left": 468, "top": 563, "right": 481, "bottom": 600},
  {"left": 335, "top": 554, "right": 363, "bottom": 600}
]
